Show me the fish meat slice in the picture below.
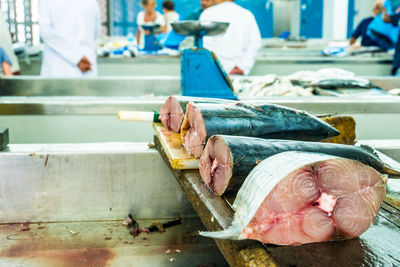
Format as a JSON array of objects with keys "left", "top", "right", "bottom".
[
  {"left": 200, "top": 151, "right": 387, "bottom": 245},
  {"left": 181, "top": 102, "right": 340, "bottom": 158},
  {"left": 159, "top": 96, "right": 185, "bottom": 133},
  {"left": 159, "top": 96, "right": 232, "bottom": 133},
  {"left": 200, "top": 136, "right": 400, "bottom": 196}
]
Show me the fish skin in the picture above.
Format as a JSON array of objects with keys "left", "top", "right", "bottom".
[
  {"left": 197, "top": 102, "right": 340, "bottom": 142},
  {"left": 315, "top": 78, "right": 372, "bottom": 89},
  {"left": 202, "top": 135, "right": 400, "bottom": 195},
  {"left": 163, "top": 96, "right": 234, "bottom": 114}
]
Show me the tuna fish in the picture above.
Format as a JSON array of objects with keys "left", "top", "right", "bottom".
[
  {"left": 316, "top": 78, "right": 373, "bottom": 89},
  {"left": 181, "top": 102, "right": 340, "bottom": 158},
  {"left": 159, "top": 96, "right": 232, "bottom": 133},
  {"left": 200, "top": 151, "right": 387, "bottom": 246},
  {"left": 200, "top": 136, "right": 400, "bottom": 196}
]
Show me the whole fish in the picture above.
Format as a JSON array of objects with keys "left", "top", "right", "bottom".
[
  {"left": 181, "top": 102, "right": 340, "bottom": 158},
  {"left": 315, "top": 78, "right": 373, "bottom": 89},
  {"left": 200, "top": 136, "right": 400, "bottom": 196},
  {"left": 200, "top": 151, "right": 387, "bottom": 246}
]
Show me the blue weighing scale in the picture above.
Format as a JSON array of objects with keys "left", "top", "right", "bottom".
[
  {"left": 141, "top": 24, "right": 163, "bottom": 51},
  {"left": 171, "top": 21, "right": 237, "bottom": 100}
]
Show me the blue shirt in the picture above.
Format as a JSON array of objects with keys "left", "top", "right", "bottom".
[
  {"left": 352, "top": 17, "right": 380, "bottom": 47},
  {"left": 0, "top": 47, "right": 12, "bottom": 66},
  {"left": 390, "top": 13, "right": 400, "bottom": 74}
]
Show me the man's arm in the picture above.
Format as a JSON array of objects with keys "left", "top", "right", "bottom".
[
  {"left": 0, "top": 47, "right": 13, "bottom": 75},
  {"left": 236, "top": 15, "right": 262, "bottom": 75},
  {"left": 39, "top": 0, "right": 84, "bottom": 66},
  {"left": 1, "top": 62, "right": 12, "bottom": 76},
  {"left": 350, "top": 20, "right": 364, "bottom": 43}
]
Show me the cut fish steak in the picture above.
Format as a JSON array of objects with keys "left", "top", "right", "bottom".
[
  {"left": 200, "top": 151, "right": 387, "bottom": 246},
  {"left": 200, "top": 136, "right": 400, "bottom": 196},
  {"left": 159, "top": 96, "right": 233, "bottom": 133},
  {"left": 181, "top": 102, "right": 339, "bottom": 158}
]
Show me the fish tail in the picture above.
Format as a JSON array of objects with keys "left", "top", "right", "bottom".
[
  {"left": 199, "top": 221, "right": 243, "bottom": 240},
  {"left": 360, "top": 144, "right": 400, "bottom": 177}
]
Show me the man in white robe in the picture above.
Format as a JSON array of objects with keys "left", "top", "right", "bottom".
[
  {"left": 39, "top": 0, "right": 101, "bottom": 77},
  {"left": 200, "top": 0, "right": 262, "bottom": 75}
]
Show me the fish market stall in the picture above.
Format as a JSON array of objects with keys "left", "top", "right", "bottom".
[
  {"left": 1, "top": 94, "right": 399, "bottom": 266},
  {"left": 150, "top": 102, "right": 400, "bottom": 266},
  {"left": 0, "top": 98, "right": 399, "bottom": 266}
]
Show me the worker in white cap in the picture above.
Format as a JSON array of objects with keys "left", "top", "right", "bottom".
[
  {"left": 0, "top": 12, "right": 20, "bottom": 74},
  {"left": 200, "top": 0, "right": 261, "bottom": 75},
  {"left": 39, "top": 0, "right": 101, "bottom": 77}
]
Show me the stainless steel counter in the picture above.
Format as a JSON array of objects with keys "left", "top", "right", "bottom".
[
  {"left": 0, "top": 76, "right": 179, "bottom": 96},
  {"left": 18, "top": 51, "right": 394, "bottom": 76},
  {"left": 0, "top": 142, "right": 227, "bottom": 266},
  {"left": 1, "top": 75, "right": 399, "bottom": 97},
  {"left": 0, "top": 96, "right": 399, "bottom": 143},
  {"left": 1, "top": 76, "right": 400, "bottom": 143},
  {"left": 0, "top": 96, "right": 400, "bottom": 115}
]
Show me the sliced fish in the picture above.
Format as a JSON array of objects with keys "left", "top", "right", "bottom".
[
  {"left": 181, "top": 102, "right": 340, "bottom": 158},
  {"left": 200, "top": 151, "right": 387, "bottom": 245},
  {"left": 159, "top": 96, "right": 232, "bottom": 133},
  {"left": 200, "top": 136, "right": 400, "bottom": 196}
]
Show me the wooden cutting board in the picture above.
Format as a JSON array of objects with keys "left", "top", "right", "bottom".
[{"left": 152, "top": 122, "right": 199, "bottom": 170}]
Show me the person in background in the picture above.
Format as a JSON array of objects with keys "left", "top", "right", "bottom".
[
  {"left": 0, "top": 13, "right": 20, "bottom": 74},
  {"left": 0, "top": 47, "right": 13, "bottom": 76},
  {"left": 382, "top": 3, "right": 400, "bottom": 75},
  {"left": 200, "top": 0, "right": 261, "bottom": 75},
  {"left": 40, "top": 0, "right": 101, "bottom": 77},
  {"left": 185, "top": 0, "right": 215, "bottom": 20},
  {"left": 163, "top": 1, "right": 180, "bottom": 32},
  {"left": 137, "top": 0, "right": 166, "bottom": 48},
  {"left": 349, "top": 3, "right": 382, "bottom": 47}
]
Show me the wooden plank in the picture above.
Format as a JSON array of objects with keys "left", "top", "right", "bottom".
[
  {"left": 321, "top": 116, "right": 356, "bottom": 145},
  {"left": 155, "top": 135, "right": 400, "bottom": 267},
  {"left": 153, "top": 122, "right": 199, "bottom": 170},
  {"left": 155, "top": 136, "right": 278, "bottom": 267},
  {"left": 385, "top": 179, "right": 400, "bottom": 210}
]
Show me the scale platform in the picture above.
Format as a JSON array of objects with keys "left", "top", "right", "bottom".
[
  {"left": 171, "top": 21, "right": 236, "bottom": 100},
  {"left": 171, "top": 21, "right": 229, "bottom": 37}
]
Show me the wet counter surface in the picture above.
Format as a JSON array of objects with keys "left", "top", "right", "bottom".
[
  {"left": 0, "top": 218, "right": 228, "bottom": 267},
  {"left": 155, "top": 136, "right": 400, "bottom": 266}
]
